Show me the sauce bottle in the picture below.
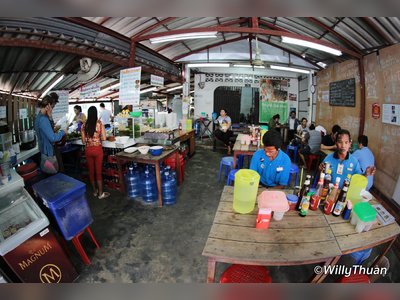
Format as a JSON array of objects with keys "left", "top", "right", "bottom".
[
  {"left": 332, "top": 177, "right": 350, "bottom": 217},
  {"left": 320, "top": 168, "right": 332, "bottom": 204},
  {"left": 299, "top": 192, "right": 313, "bottom": 217},
  {"left": 324, "top": 177, "right": 340, "bottom": 215},
  {"left": 296, "top": 175, "right": 311, "bottom": 211},
  {"left": 310, "top": 172, "right": 325, "bottom": 211}
]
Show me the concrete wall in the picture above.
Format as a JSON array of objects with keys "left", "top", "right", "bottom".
[
  {"left": 316, "top": 44, "right": 400, "bottom": 201},
  {"left": 193, "top": 67, "right": 299, "bottom": 121}
]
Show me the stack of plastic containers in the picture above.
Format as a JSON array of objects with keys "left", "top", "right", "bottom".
[{"left": 350, "top": 202, "right": 377, "bottom": 233}]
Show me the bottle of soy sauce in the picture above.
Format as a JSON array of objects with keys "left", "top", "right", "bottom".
[{"left": 296, "top": 175, "right": 311, "bottom": 211}]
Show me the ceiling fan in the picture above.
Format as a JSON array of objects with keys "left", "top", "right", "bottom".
[{"left": 252, "top": 36, "right": 264, "bottom": 67}]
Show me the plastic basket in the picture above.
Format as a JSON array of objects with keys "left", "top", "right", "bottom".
[{"left": 220, "top": 264, "right": 272, "bottom": 283}]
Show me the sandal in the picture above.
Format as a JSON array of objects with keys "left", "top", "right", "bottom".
[{"left": 98, "top": 192, "right": 110, "bottom": 199}]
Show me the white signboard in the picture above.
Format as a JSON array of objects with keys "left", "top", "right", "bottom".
[
  {"left": 50, "top": 90, "right": 69, "bottom": 123},
  {"left": 0, "top": 106, "right": 6, "bottom": 119},
  {"left": 80, "top": 83, "right": 100, "bottom": 99},
  {"left": 19, "top": 108, "right": 27, "bottom": 119},
  {"left": 150, "top": 74, "right": 164, "bottom": 87},
  {"left": 119, "top": 67, "right": 141, "bottom": 106},
  {"left": 382, "top": 104, "right": 400, "bottom": 126}
]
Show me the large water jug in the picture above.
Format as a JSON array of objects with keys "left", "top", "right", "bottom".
[
  {"left": 233, "top": 169, "right": 260, "bottom": 214},
  {"left": 162, "top": 171, "right": 177, "bottom": 205},
  {"left": 141, "top": 169, "right": 158, "bottom": 203},
  {"left": 347, "top": 174, "right": 368, "bottom": 205},
  {"left": 125, "top": 165, "right": 141, "bottom": 199}
]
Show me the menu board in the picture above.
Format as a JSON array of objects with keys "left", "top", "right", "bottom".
[
  {"left": 329, "top": 78, "right": 356, "bottom": 107},
  {"left": 119, "top": 67, "right": 141, "bottom": 106},
  {"left": 50, "top": 90, "right": 69, "bottom": 123}
]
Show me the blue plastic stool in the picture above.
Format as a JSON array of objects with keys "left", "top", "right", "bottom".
[
  {"left": 286, "top": 145, "right": 299, "bottom": 163},
  {"left": 218, "top": 156, "right": 234, "bottom": 181},
  {"left": 287, "top": 163, "right": 299, "bottom": 187},
  {"left": 349, "top": 248, "right": 373, "bottom": 265},
  {"left": 237, "top": 155, "right": 251, "bottom": 169},
  {"left": 226, "top": 169, "right": 239, "bottom": 186}
]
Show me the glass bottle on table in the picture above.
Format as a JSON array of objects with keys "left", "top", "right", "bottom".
[
  {"left": 324, "top": 177, "right": 340, "bottom": 215},
  {"left": 310, "top": 172, "right": 325, "bottom": 211},
  {"left": 320, "top": 168, "right": 332, "bottom": 205},
  {"left": 332, "top": 175, "right": 351, "bottom": 217},
  {"left": 296, "top": 175, "right": 311, "bottom": 211}
]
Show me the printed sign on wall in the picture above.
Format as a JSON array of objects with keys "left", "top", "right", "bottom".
[
  {"left": 382, "top": 104, "right": 400, "bottom": 126},
  {"left": 150, "top": 74, "right": 164, "bottom": 87},
  {"left": 119, "top": 67, "right": 141, "bottom": 106}
]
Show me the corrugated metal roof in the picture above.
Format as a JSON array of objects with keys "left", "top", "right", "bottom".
[{"left": 1, "top": 17, "right": 400, "bottom": 100}]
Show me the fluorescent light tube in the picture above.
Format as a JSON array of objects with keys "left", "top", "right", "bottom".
[
  {"left": 270, "top": 65, "right": 310, "bottom": 74},
  {"left": 99, "top": 82, "right": 120, "bottom": 94},
  {"left": 282, "top": 36, "right": 342, "bottom": 56},
  {"left": 233, "top": 64, "right": 265, "bottom": 69},
  {"left": 187, "top": 63, "right": 230, "bottom": 68},
  {"left": 140, "top": 87, "right": 157, "bottom": 94},
  {"left": 166, "top": 85, "right": 183, "bottom": 92},
  {"left": 150, "top": 32, "right": 218, "bottom": 44},
  {"left": 317, "top": 62, "right": 327, "bottom": 68},
  {"left": 41, "top": 75, "right": 65, "bottom": 97}
]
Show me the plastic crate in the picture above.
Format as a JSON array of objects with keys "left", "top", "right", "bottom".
[{"left": 32, "top": 173, "right": 92, "bottom": 241}]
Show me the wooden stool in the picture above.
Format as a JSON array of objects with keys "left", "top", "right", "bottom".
[
  {"left": 220, "top": 264, "right": 272, "bottom": 283},
  {"left": 71, "top": 226, "right": 100, "bottom": 265}
]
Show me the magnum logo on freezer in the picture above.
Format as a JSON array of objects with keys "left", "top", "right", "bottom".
[{"left": 18, "top": 242, "right": 52, "bottom": 271}]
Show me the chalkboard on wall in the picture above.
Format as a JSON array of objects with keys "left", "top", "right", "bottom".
[{"left": 329, "top": 78, "right": 356, "bottom": 107}]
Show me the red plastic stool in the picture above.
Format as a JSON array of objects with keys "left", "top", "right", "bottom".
[
  {"left": 336, "top": 272, "right": 370, "bottom": 283},
  {"left": 306, "top": 154, "right": 320, "bottom": 171},
  {"left": 220, "top": 264, "right": 272, "bottom": 283},
  {"left": 71, "top": 226, "right": 100, "bottom": 265}
]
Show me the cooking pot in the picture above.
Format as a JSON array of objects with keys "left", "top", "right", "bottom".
[{"left": 20, "top": 130, "right": 35, "bottom": 143}]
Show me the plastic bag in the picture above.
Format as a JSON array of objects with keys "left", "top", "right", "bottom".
[{"left": 56, "top": 116, "right": 69, "bottom": 131}]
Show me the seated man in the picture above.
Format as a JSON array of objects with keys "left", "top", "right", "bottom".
[
  {"left": 298, "top": 124, "right": 322, "bottom": 169},
  {"left": 296, "top": 117, "right": 310, "bottom": 135},
  {"left": 213, "top": 109, "right": 234, "bottom": 154},
  {"left": 321, "top": 124, "right": 341, "bottom": 150},
  {"left": 250, "top": 130, "right": 291, "bottom": 188},
  {"left": 352, "top": 135, "right": 375, "bottom": 191}
]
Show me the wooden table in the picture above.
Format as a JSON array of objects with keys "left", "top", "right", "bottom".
[
  {"left": 115, "top": 146, "right": 181, "bottom": 207},
  {"left": 324, "top": 198, "right": 400, "bottom": 272},
  {"left": 232, "top": 133, "right": 261, "bottom": 169},
  {"left": 202, "top": 186, "right": 342, "bottom": 283},
  {"left": 202, "top": 186, "right": 400, "bottom": 283},
  {"left": 178, "top": 129, "right": 195, "bottom": 157}
]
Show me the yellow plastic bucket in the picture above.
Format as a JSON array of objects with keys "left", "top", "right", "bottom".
[{"left": 233, "top": 169, "right": 260, "bottom": 214}]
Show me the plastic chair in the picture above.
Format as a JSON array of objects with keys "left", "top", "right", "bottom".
[
  {"left": 71, "top": 226, "right": 100, "bottom": 265},
  {"left": 286, "top": 144, "right": 299, "bottom": 163},
  {"left": 349, "top": 248, "right": 373, "bottom": 265},
  {"left": 220, "top": 264, "right": 272, "bottom": 283},
  {"left": 226, "top": 169, "right": 239, "bottom": 186},
  {"left": 237, "top": 154, "right": 251, "bottom": 169},
  {"left": 287, "top": 163, "right": 299, "bottom": 187},
  {"left": 306, "top": 154, "right": 320, "bottom": 171},
  {"left": 218, "top": 156, "right": 234, "bottom": 181}
]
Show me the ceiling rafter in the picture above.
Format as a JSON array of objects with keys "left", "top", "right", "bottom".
[
  {"left": 172, "top": 35, "right": 248, "bottom": 61},
  {"left": 361, "top": 17, "right": 392, "bottom": 46},
  {"left": 308, "top": 18, "right": 363, "bottom": 55},
  {"left": 154, "top": 18, "right": 249, "bottom": 53},
  {"left": 137, "top": 26, "right": 361, "bottom": 58},
  {"left": 131, "top": 17, "right": 177, "bottom": 39}
]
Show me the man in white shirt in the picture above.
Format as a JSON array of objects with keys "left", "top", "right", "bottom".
[
  {"left": 99, "top": 103, "right": 112, "bottom": 128},
  {"left": 296, "top": 117, "right": 310, "bottom": 135}
]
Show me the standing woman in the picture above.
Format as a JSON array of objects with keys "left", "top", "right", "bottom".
[
  {"left": 35, "top": 96, "right": 66, "bottom": 174},
  {"left": 70, "top": 105, "right": 87, "bottom": 132},
  {"left": 81, "top": 106, "right": 109, "bottom": 199}
]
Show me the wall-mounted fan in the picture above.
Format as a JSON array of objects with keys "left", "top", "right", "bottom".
[
  {"left": 252, "top": 36, "right": 264, "bottom": 67},
  {"left": 76, "top": 57, "right": 102, "bottom": 83}
]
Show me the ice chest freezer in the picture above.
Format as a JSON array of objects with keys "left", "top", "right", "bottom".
[
  {"left": 0, "top": 184, "right": 77, "bottom": 282},
  {"left": 32, "top": 173, "right": 93, "bottom": 240}
]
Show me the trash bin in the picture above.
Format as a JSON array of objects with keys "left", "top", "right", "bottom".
[{"left": 32, "top": 173, "right": 93, "bottom": 240}]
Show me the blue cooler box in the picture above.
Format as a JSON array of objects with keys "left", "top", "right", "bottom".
[{"left": 32, "top": 173, "right": 93, "bottom": 240}]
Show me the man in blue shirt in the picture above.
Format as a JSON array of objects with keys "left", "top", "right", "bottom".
[
  {"left": 352, "top": 135, "right": 375, "bottom": 191},
  {"left": 250, "top": 130, "right": 291, "bottom": 188},
  {"left": 321, "top": 129, "right": 375, "bottom": 188}
]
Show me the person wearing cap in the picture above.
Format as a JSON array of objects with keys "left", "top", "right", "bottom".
[{"left": 250, "top": 130, "right": 291, "bottom": 188}]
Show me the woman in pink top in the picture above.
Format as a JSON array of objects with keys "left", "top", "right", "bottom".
[{"left": 81, "top": 106, "right": 109, "bottom": 199}]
